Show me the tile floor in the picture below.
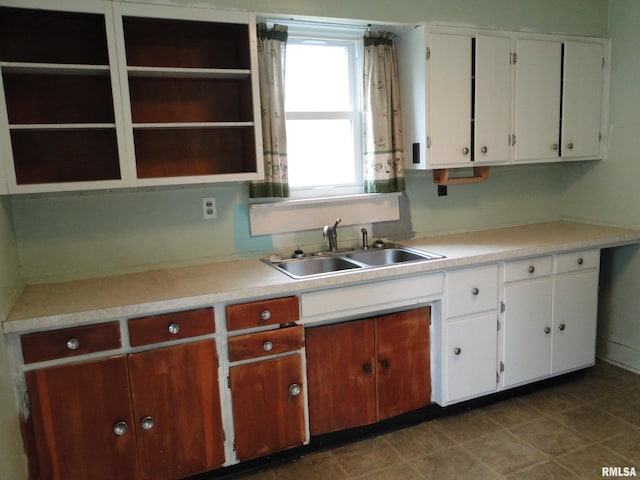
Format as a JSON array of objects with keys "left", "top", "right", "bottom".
[{"left": 238, "top": 361, "right": 640, "bottom": 480}]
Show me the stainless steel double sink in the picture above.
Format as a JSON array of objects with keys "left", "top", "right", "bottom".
[{"left": 263, "top": 244, "right": 445, "bottom": 279}]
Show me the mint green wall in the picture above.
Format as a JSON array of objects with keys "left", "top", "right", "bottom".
[{"left": 563, "top": 0, "right": 640, "bottom": 372}]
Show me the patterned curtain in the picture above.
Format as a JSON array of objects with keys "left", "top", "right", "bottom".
[
  {"left": 363, "top": 31, "right": 405, "bottom": 193},
  {"left": 250, "top": 23, "right": 289, "bottom": 198}
]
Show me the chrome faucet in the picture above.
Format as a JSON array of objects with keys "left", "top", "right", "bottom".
[{"left": 323, "top": 218, "right": 342, "bottom": 252}]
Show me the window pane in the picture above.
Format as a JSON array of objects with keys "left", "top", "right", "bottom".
[
  {"left": 285, "top": 43, "right": 350, "bottom": 112},
  {"left": 286, "top": 119, "right": 356, "bottom": 188}
]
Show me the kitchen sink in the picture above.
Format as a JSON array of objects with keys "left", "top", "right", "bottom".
[{"left": 263, "top": 244, "right": 444, "bottom": 279}]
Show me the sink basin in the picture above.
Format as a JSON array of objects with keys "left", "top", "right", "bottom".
[
  {"left": 345, "top": 247, "right": 441, "bottom": 266},
  {"left": 263, "top": 244, "right": 444, "bottom": 279},
  {"left": 270, "top": 255, "right": 362, "bottom": 279}
]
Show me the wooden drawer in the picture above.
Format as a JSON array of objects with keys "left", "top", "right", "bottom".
[
  {"left": 555, "top": 249, "right": 600, "bottom": 274},
  {"left": 504, "top": 256, "right": 553, "bottom": 283},
  {"left": 226, "top": 296, "right": 299, "bottom": 332},
  {"left": 446, "top": 264, "right": 498, "bottom": 317},
  {"left": 21, "top": 321, "right": 121, "bottom": 364},
  {"left": 128, "top": 307, "right": 214, "bottom": 347},
  {"left": 228, "top": 325, "right": 303, "bottom": 362}
]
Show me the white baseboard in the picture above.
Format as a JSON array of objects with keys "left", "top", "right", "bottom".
[{"left": 597, "top": 337, "right": 640, "bottom": 374}]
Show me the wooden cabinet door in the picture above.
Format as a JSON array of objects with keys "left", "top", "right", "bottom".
[
  {"left": 428, "top": 32, "right": 472, "bottom": 167},
  {"left": 474, "top": 34, "right": 512, "bottom": 165},
  {"left": 25, "top": 357, "right": 139, "bottom": 480},
  {"left": 230, "top": 354, "right": 306, "bottom": 461},
  {"left": 305, "top": 320, "right": 376, "bottom": 435},
  {"left": 128, "top": 340, "right": 225, "bottom": 480},
  {"left": 503, "top": 278, "right": 553, "bottom": 387},
  {"left": 562, "top": 41, "right": 604, "bottom": 159},
  {"left": 376, "top": 307, "right": 431, "bottom": 421},
  {"left": 552, "top": 271, "right": 599, "bottom": 374},
  {"left": 514, "top": 39, "right": 562, "bottom": 162}
]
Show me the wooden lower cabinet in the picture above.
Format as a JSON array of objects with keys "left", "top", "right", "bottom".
[
  {"left": 230, "top": 354, "right": 306, "bottom": 461},
  {"left": 306, "top": 307, "right": 431, "bottom": 436},
  {"left": 25, "top": 339, "right": 225, "bottom": 480}
]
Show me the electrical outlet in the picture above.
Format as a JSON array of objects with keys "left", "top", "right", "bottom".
[{"left": 202, "top": 197, "right": 216, "bottom": 220}]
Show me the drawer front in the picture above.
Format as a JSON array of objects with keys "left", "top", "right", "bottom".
[
  {"left": 555, "top": 249, "right": 600, "bottom": 274},
  {"left": 22, "top": 321, "right": 121, "bottom": 364},
  {"left": 228, "top": 325, "right": 303, "bottom": 362},
  {"left": 128, "top": 307, "right": 215, "bottom": 347},
  {"left": 227, "top": 296, "right": 299, "bottom": 332},
  {"left": 504, "top": 256, "right": 553, "bottom": 283},
  {"left": 446, "top": 264, "right": 498, "bottom": 317}
]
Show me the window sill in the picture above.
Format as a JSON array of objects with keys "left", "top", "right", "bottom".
[{"left": 249, "top": 192, "right": 402, "bottom": 235}]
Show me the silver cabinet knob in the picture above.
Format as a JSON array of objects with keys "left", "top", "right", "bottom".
[
  {"left": 552, "top": 144, "right": 559, "bottom": 151},
  {"left": 558, "top": 323, "right": 566, "bottom": 331},
  {"left": 261, "top": 310, "right": 272, "bottom": 321},
  {"left": 141, "top": 416, "right": 155, "bottom": 430},
  {"left": 577, "top": 257, "right": 584, "bottom": 265},
  {"left": 462, "top": 147, "right": 470, "bottom": 155},
  {"left": 567, "top": 142, "right": 574, "bottom": 150},
  {"left": 528, "top": 265, "right": 535, "bottom": 274},
  {"left": 113, "top": 421, "right": 128, "bottom": 436},
  {"left": 471, "top": 287, "right": 479, "bottom": 296},
  {"left": 544, "top": 326, "right": 551, "bottom": 334},
  {"left": 288, "top": 383, "right": 301, "bottom": 396},
  {"left": 66, "top": 338, "right": 80, "bottom": 350},
  {"left": 453, "top": 347, "right": 462, "bottom": 355},
  {"left": 168, "top": 323, "right": 180, "bottom": 335},
  {"left": 481, "top": 146, "right": 488, "bottom": 154},
  {"left": 263, "top": 341, "right": 273, "bottom": 352}
]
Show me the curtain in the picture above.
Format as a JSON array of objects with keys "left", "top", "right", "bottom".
[
  {"left": 250, "top": 23, "right": 289, "bottom": 198},
  {"left": 363, "top": 31, "right": 405, "bottom": 193}
]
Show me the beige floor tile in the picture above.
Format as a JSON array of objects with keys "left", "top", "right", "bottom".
[
  {"left": 556, "top": 444, "right": 633, "bottom": 480},
  {"left": 382, "top": 421, "right": 454, "bottom": 460},
  {"left": 509, "top": 417, "right": 591, "bottom": 455},
  {"left": 330, "top": 436, "right": 406, "bottom": 478},
  {"left": 504, "top": 460, "right": 579, "bottom": 480},
  {"left": 482, "top": 397, "right": 545, "bottom": 428},
  {"left": 411, "top": 445, "right": 498, "bottom": 480},
  {"left": 431, "top": 409, "right": 502, "bottom": 443},
  {"left": 594, "top": 390, "right": 640, "bottom": 427},
  {"left": 462, "top": 429, "right": 548, "bottom": 476},
  {"left": 352, "top": 463, "right": 425, "bottom": 480},
  {"left": 551, "top": 375, "right": 612, "bottom": 403},
  {"left": 553, "top": 405, "right": 634, "bottom": 441},
  {"left": 590, "top": 363, "right": 640, "bottom": 391},
  {"left": 269, "top": 451, "right": 347, "bottom": 480},
  {"left": 520, "top": 385, "right": 581, "bottom": 415},
  {"left": 602, "top": 428, "right": 640, "bottom": 466}
]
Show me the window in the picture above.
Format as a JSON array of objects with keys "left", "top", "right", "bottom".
[{"left": 284, "top": 27, "right": 363, "bottom": 197}]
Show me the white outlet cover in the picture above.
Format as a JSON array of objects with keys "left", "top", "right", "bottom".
[{"left": 202, "top": 197, "right": 216, "bottom": 219}]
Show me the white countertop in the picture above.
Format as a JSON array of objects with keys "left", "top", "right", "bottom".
[{"left": 5, "top": 221, "right": 640, "bottom": 334}]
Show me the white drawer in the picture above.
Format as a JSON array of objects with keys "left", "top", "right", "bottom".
[
  {"left": 446, "top": 264, "right": 498, "bottom": 317},
  {"left": 555, "top": 249, "right": 600, "bottom": 274},
  {"left": 504, "top": 256, "right": 552, "bottom": 283}
]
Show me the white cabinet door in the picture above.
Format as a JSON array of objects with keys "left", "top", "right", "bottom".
[
  {"left": 503, "top": 278, "right": 553, "bottom": 387},
  {"left": 445, "top": 313, "right": 498, "bottom": 403},
  {"left": 428, "top": 33, "right": 471, "bottom": 167},
  {"left": 514, "top": 39, "right": 562, "bottom": 163},
  {"left": 552, "top": 271, "right": 599, "bottom": 374},
  {"left": 474, "top": 35, "right": 512, "bottom": 165},
  {"left": 562, "top": 42, "right": 604, "bottom": 159}
]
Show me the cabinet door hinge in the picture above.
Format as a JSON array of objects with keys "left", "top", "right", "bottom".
[
  {"left": 500, "top": 301, "right": 506, "bottom": 313},
  {"left": 233, "top": 440, "right": 237, "bottom": 452},
  {"left": 599, "top": 131, "right": 602, "bottom": 142},
  {"left": 602, "top": 57, "right": 605, "bottom": 69},
  {"left": 497, "top": 318, "right": 501, "bottom": 331},
  {"left": 496, "top": 371, "right": 500, "bottom": 383},
  {"left": 500, "top": 361, "right": 505, "bottom": 373},
  {"left": 510, "top": 52, "right": 517, "bottom": 64},
  {"left": 427, "top": 136, "right": 432, "bottom": 148},
  {"left": 227, "top": 375, "right": 231, "bottom": 389},
  {"left": 426, "top": 46, "right": 431, "bottom": 61}
]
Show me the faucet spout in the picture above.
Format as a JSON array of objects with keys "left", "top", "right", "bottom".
[{"left": 322, "top": 218, "right": 342, "bottom": 252}]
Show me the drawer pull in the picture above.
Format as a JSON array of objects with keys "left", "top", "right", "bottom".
[
  {"left": 263, "top": 341, "right": 273, "bottom": 352},
  {"left": 168, "top": 323, "right": 180, "bottom": 335},
  {"left": 577, "top": 257, "right": 584, "bottom": 265},
  {"left": 558, "top": 323, "right": 566, "bottom": 331},
  {"left": 453, "top": 347, "right": 462, "bottom": 355},
  {"left": 260, "top": 310, "right": 272, "bottom": 321},
  {"left": 113, "top": 421, "right": 129, "bottom": 436},
  {"left": 528, "top": 265, "right": 535, "bottom": 274},
  {"left": 544, "top": 326, "right": 551, "bottom": 334},
  {"left": 141, "top": 416, "right": 155, "bottom": 430},
  {"left": 288, "top": 383, "right": 301, "bottom": 397},
  {"left": 66, "top": 338, "right": 80, "bottom": 350},
  {"left": 471, "top": 287, "right": 479, "bottom": 296},
  {"left": 381, "top": 359, "right": 391, "bottom": 370}
]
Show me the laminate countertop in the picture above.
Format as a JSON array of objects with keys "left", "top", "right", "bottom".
[{"left": 4, "top": 221, "right": 640, "bottom": 334}]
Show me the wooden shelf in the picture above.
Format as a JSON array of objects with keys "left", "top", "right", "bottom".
[{"left": 127, "top": 66, "right": 250, "bottom": 79}]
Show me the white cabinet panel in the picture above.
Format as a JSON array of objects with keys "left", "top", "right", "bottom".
[
  {"left": 428, "top": 33, "right": 472, "bottom": 167},
  {"left": 562, "top": 42, "right": 604, "bottom": 159},
  {"left": 446, "top": 264, "right": 498, "bottom": 318},
  {"left": 474, "top": 35, "right": 512, "bottom": 165},
  {"left": 514, "top": 39, "right": 562, "bottom": 163}
]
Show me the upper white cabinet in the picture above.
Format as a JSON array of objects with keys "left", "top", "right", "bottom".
[
  {"left": 397, "top": 24, "right": 608, "bottom": 170},
  {"left": 513, "top": 39, "right": 562, "bottom": 163},
  {"left": 0, "top": 0, "right": 263, "bottom": 194}
]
